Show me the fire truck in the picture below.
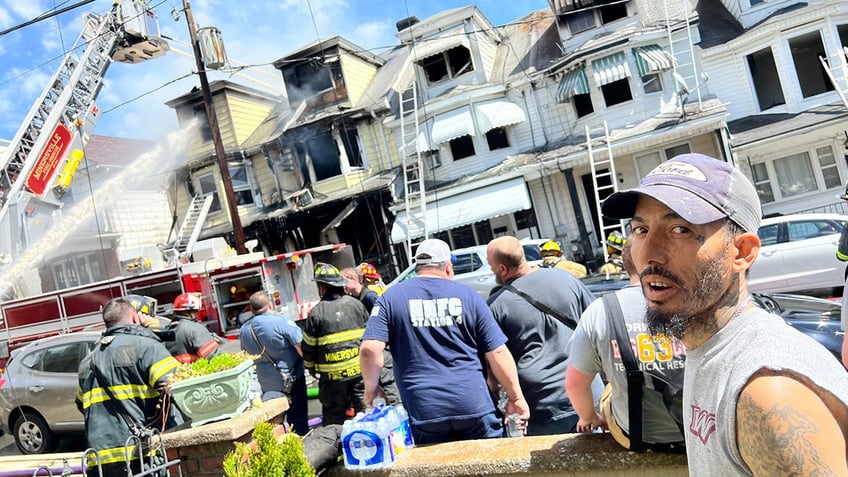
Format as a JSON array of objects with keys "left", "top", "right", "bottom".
[{"left": 0, "top": 241, "right": 353, "bottom": 366}]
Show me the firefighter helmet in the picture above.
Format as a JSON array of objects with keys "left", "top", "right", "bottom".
[
  {"left": 314, "top": 263, "right": 347, "bottom": 287},
  {"left": 540, "top": 240, "right": 563, "bottom": 257},
  {"left": 125, "top": 295, "right": 156, "bottom": 315},
  {"left": 173, "top": 292, "right": 202, "bottom": 312},
  {"left": 606, "top": 231, "right": 626, "bottom": 253},
  {"left": 359, "top": 262, "right": 381, "bottom": 280}
]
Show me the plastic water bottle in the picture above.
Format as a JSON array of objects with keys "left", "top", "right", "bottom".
[
  {"left": 393, "top": 405, "right": 414, "bottom": 448},
  {"left": 506, "top": 413, "right": 523, "bottom": 438}
]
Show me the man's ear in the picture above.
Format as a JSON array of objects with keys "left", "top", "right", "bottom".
[{"left": 733, "top": 232, "right": 760, "bottom": 272}]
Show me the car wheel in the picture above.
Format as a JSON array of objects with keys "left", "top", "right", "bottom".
[{"left": 13, "top": 413, "right": 57, "bottom": 454}]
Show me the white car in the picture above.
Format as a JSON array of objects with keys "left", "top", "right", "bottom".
[
  {"left": 748, "top": 213, "right": 848, "bottom": 293},
  {"left": 388, "top": 238, "right": 548, "bottom": 298}
]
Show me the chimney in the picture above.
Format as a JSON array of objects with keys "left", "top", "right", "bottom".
[{"left": 396, "top": 16, "right": 419, "bottom": 32}]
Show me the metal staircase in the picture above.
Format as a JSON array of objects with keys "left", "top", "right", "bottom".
[
  {"left": 398, "top": 81, "right": 427, "bottom": 261},
  {"left": 169, "top": 194, "right": 214, "bottom": 260},
  {"left": 664, "top": 0, "right": 702, "bottom": 110},
  {"left": 586, "top": 121, "right": 625, "bottom": 264},
  {"left": 820, "top": 46, "right": 848, "bottom": 110}
]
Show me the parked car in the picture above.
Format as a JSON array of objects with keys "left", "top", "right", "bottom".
[
  {"left": 579, "top": 275, "right": 843, "bottom": 361},
  {"left": 749, "top": 213, "right": 848, "bottom": 294},
  {"left": 388, "top": 238, "right": 549, "bottom": 297},
  {"left": 0, "top": 331, "right": 100, "bottom": 454}
]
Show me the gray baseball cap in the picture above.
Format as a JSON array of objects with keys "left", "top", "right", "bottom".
[{"left": 602, "top": 153, "right": 762, "bottom": 233}]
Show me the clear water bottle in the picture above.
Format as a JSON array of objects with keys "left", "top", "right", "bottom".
[{"left": 506, "top": 413, "right": 523, "bottom": 438}]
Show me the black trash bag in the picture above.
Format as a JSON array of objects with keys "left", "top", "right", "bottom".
[{"left": 302, "top": 424, "right": 342, "bottom": 472}]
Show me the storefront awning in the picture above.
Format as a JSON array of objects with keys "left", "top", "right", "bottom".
[
  {"left": 390, "top": 178, "right": 531, "bottom": 243},
  {"left": 431, "top": 106, "right": 475, "bottom": 145},
  {"left": 592, "top": 52, "right": 631, "bottom": 86},
  {"left": 556, "top": 67, "right": 590, "bottom": 102},
  {"left": 474, "top": 99, "right": 527, "bottom": 133},
  {"left": 632, "top": 45, "right": 675, "bottom": 77}
]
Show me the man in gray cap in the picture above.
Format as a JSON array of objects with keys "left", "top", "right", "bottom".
[
  {"left": 602, "top": 153, "right": 848, "bottom": 476},
  {"left": 360, "top": 238, "right": 529, "bottom": 444}
]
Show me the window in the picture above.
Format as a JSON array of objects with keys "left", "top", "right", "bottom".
[
  {"left": 566, "top": 10, "right": 595, "bottom": 34},
  {"left": 641, "top": 73, "right": 662, "bottom": 94},
  {"left": 601, "top": 78, "right": 633, "bottom": 107},
  {"left": 789, "top": 31, "right": 833, "bottom": 98},
  {"left": 817, "top": 146, "right": 841, "bottom": 189},
  {"left": 41, "top": 343, "right": 82, "bottom": 373},
  {"left": 474, "top": 221, "right": 493, "bottom": 245},
  {"left": 485, "top": 127, "right": 510, "bottom": 151},
  {"left": 788, "top": 220, "right": 840, "bottom": 241},
  {"left": 284, "top": 60, "right": 333, "bottom": 104},
  {"left": 452, "top": 251, "right": 483, "bottom": 274},
  {"left": 635, "top": 152, "right": 662, "bottom": 180},
  {"left": 514, "top": 208, "right": 537, "bottom": 231},
  {"left": 193, "top": 105, "right": 213, "bottom": 142},
  {"left": 451, "top": 225, "right": 476, "bottom": 249},
  {"left": 750, "top": 0, "right": 764, "bottom": 4},
  {"left": 229, "top": 164, "right": 254, "bottom": 206},
  {"left": 751, "top": 162, "right": 774, "bottom": 204},
  {"left": 600, "top": 2, "right": 627, "bottom": 24},
  {"left": 774, "top": 152, "right": 817, "bottom": 198},
  {"left": 747, "top": 47, "right": 785, "bottom": 110},
  {"left": 306, "top": 133, "right": 342, "bottom": 180},
  {"left": 573, "top": 93, "right": 594, "bottom": 118},
  {"left": 341, "top": 128, "right": 364, "bottom": 168},
  {"left": 839, "top": 24, "right": 848, "bottom": 48},
  {"left": 420, "top": 46, "right": 474, "bottom": 84},
  {"left": 757, "top": 223, "right": 779, "bottom": 246},
  {"left": 449, "top": 135, "right": 475, "bottom": 160},
  {"left": 664, "top": 143, "right": 691, "bottom": 159},
  {"left": 197, "top": 173, "right": 221, "bottom": 212}
]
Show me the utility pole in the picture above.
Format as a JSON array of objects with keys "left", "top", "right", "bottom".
[{"left": 182, "top": 0, "right": 247, "bottom": 254}]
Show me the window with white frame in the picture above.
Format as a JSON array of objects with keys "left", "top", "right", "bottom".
[
  {"left": 752, "top": 145, "right": 842, "bottom": 203},
  {"left": 229, "top": 164, "right": 255, "bottom": 206},
  {"left": 788, "top": 31, "right": 833, "bottom": 98},
  {"left": 747, "top": 47, "right": 785, "bottom": 111},
  {"left": 419, "top": 46, "right": 474, "bottom": 84},
  {"left": 641, "top": 73, "right": 662, "bottom": 94},
  {"left": 635, "top": 152, "right": 662, "bottom": 180}
]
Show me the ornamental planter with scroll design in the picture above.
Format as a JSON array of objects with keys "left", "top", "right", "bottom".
[{"left": 169, "top": 359, "right": 255, "bottom": 427}]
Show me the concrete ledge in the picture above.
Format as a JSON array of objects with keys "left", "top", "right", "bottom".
[
  {"left": 324, "top": 433, "right": 688, "bottom": 477},
  {"left": 159, "top": 397, "right": 288, "bottom": 448}
]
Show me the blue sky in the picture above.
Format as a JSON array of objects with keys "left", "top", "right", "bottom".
[{"left": 0, "top": 0, "right": 550, "bottom": 144}]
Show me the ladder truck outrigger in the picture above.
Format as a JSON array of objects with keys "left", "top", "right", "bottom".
[{"left": 0, "top": 1, "right": 169, "bottom": 270}]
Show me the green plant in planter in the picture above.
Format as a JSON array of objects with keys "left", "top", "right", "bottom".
[
  {"left": 169, "top": 351, "right": 256, "bottom": 383},
  {"left": 223, "top": 422, "right": 316, "bottom": 477}
]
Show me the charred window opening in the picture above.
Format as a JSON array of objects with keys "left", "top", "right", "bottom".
[
  {"left": 747, "top": 47, "right": 785, "bottom": 110},
  {"left": 449, "top": 135, "right": 475, "bottom": 160},
  {"left": 601, "top": 78, "right": 633, "bottom": 107},
  {"left": 193, "top": 105, "right": 213, "bottom": 142},
  {"left": 306, "top": 133, "right": 342, "bottom": 181},
  {"left": 573, "top": 93, "right": 594, "bottom": 118},
  {"left": 485, "top": 127, "right": 510, "bottom": 151},
  {"left": 197, "top": 173, "right": 221, "bottom": 213},
  {"left": 565, "top": 10, "right": 595, "bottom": 34},
  {"left": 599, "top": 2, "right": 627, "bottom": 24},
  {"left": 341, "top": 128, "right": 363, "bottom": 168},
  {"left": 284, "top": 59, "right": 337, "bottom": 105},
  {"left": 420, "top": 46, "right": 474, "bottom": 84},
  {"left": 789, "top": 31, "right": 833, "bottom": 98}
]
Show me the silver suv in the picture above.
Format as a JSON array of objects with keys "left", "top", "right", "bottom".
[
  {"left": 0, "top": 331, "right": 100, "bottom": 454},
  {"left": 389, "top": 239, "right": 548, "bottom": 297}
]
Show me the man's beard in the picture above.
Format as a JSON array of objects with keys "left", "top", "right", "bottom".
[{"left": 644, "top": 252, "right": 728, "bottom": 340}]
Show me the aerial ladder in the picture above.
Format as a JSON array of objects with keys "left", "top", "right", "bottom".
[{"left": 0, "top": 1, "right": 169, "bottom": 263}]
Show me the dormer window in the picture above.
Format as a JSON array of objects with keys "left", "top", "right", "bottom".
[
  {"left": 283, "top": 59, "right": 343, "bottom": 105},
  {"left": 420, "top": 46, "right": 474, "bottom": 84},
  {"left": 566, "top": 10, "right": 595, "bottom": 34}
]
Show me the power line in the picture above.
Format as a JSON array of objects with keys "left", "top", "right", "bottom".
[{"left": 0, "top": 0, "right": 94, "bottom": 37}]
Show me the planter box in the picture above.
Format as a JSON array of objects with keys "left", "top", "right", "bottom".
[{"left": 169, "top": 360, "right": 255, "bottom": 427}]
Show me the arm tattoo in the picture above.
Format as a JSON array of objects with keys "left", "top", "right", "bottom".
[{"left": 737, "top": 392, "right": 836, "bottom": 476}]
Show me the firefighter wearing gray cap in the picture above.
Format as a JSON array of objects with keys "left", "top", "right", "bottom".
[{"left": 302, "top": 263, "right": 369, "bottom": 425}]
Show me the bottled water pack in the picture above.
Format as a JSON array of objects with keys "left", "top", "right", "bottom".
[{"left": 341, "top": 398, "right": 414, "bottom": 469}]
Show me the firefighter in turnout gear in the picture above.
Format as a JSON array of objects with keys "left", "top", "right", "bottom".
[
  {"left": 599, "top": 231, "right": 626, "bottom": 276},
  {"left": 303, "top": 263, "right": 368, "bottom": 424},
  {"left": 359, "top": 262, "right": 387, "bottom": 295},
  {"left": 540, "top": 240, "right": 588, "bottom": 278},
  {"left": 164, "top": 292, "right": 221, "bottom": 363},
  {"left": 76, "top": 298, "right": 181, "bottom": 477}
]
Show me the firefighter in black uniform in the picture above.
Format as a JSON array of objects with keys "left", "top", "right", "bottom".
[
  {"left": 76, "top": 297, "right": 181, "bottom": 477},
  {"left": 303, "top": 263, "right": 369, "bottom": 425},
  {"left": 165, "top": 292, "right": 221, "bottom": 363}
]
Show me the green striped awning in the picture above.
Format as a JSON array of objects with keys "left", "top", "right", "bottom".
[
  {"left": 632, "top": 45, "right": 675, "bottom": 77},
  {"left": 591, "top": 52, "right": 631, "bottom": 86},
  {"left": 556, "top": 67, "right": 590, "bottom": 102}
]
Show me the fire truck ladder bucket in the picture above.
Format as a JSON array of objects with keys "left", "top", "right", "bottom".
[{"left": 586, "top": 121, "right": 625, "bottom": 264}]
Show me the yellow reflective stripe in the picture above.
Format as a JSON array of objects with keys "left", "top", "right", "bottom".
[
  {"left": 148, "top": 356, "right": 180, "bottom": 387},
  {"left": 302, "top": 333, "right": 317, "bottom": 346},
  {"left": 314, "top": 356, "right": 360, "bottom": 373},
  {"left": 79, "top": 385, "right": 160, "bottom": 409},
  {"left": 303, "top": 360, "right": 314, "bottom": 369},
  {"left": 315, "top": 328, "right": 364, "bottom": 346},
  {"left": 86, "top": 445, "right": 140, "bottom": 465}
]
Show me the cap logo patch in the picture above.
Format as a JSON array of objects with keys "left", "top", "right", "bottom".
[{"left": 647, "top": 162, "right": 708, "bottom": 182}]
